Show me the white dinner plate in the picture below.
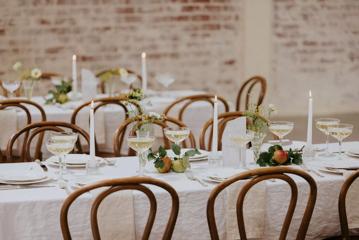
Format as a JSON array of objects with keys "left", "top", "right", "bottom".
[
  {"left": 346, "top": 152, "right": 359, "bottom": 158},
  {"left": 318, "top": 167, "right": 344, "bottom": 175},
  {"left": 0, "top": 176, "right": 52, "bottom": 185},
  {"left": 347, "top": 147, "right": 359, "bottom": 155},
  {"left": 166, "top": 149, "right": 209, "bottom": 162},
  {"left": 46, "top": 154, "right": 104, "bottom": 168},
  {"left": 0, "top": 170, "right": 47, "bottom": 182}
]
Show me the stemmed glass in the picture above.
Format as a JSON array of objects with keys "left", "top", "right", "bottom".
[
  {"left": 269, "top": 121, "right": 294, "bottom": 145},
  {"left": 2, "top": 80, "right": 20, "bottom": 98},
  {"left": 229, "top": 130, "right": 255, "bottom": 169},
  {"left": 328, "top": 123, "right": 353, "bottom": 160},
  {"left": 46, "top": 132, "right": 78, "bottom": 185},
  {"left": 156, "top": 73, "right": 175, "bottom": 90},
  {"left": 315, "top": 118, "right": 340, "bottom": 157},
  {"left": 164, "top": 127, "right": 190, "bottom": 146},
  {"left": 127, "top": 130, "right": 155, "bottom": 176}
]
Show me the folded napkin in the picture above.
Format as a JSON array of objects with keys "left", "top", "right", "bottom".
[
  {"left": 225, "top": 179, "right": 266, "bottom": 239},
  {"left": 222, "top": 117, "right": 246, "bottom": 168},
  {"left": 0, "top": 109, "right": 17, "bottom": 150},
  {"left": 81, "top": 69, "right": 98, "bottom": 102}
]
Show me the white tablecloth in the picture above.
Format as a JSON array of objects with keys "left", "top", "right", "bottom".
[{"left": 1, "top": 142, "right": 359, "bottom": 239}]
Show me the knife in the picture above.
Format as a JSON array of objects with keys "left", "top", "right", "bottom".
[{"left": 35, "top": 159, "right": 48, "bottom": 172}]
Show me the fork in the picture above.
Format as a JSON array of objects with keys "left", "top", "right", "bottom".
[{"left": 185, "top": 171, "right": 208, "bottom": 187}]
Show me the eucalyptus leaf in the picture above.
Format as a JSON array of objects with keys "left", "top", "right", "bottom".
[
  {"left": 171, "top": 143, "right": 181, "bottom": 156},
  {"left": 159, "top": 146, "right": 167, "bottom": 158}
]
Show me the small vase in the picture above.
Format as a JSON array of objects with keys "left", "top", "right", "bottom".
[
  {"left": 252, "top": 132, "right": 267, "bottom": 161},
  {"left": 22, "top": 80, "right": 35, "bottom": 100},
  {"left": 104, "top": 78, "right": 116, "bottom": 97}
]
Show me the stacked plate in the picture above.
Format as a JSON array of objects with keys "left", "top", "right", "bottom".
[
  {"left": 0, "top": 170, "right": 51, "bottom": 185},
  {"left": 319, "top": 160, "right": 359, "bottom": 175},
  {"left": 346, "top": 147, "right": 359, "bottom": 158},
  {"left": 46, "top": 154, "right": 104, "bottom": 168},
  {"left": 166, "top": 149, "right": 209, "bottom": 162},
  {"left": 201, "top": 168, "right": 242, "bottom": 183}
]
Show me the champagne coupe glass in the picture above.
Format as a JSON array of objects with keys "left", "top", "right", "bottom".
[
  {"left": 229, "top": 130, "right": 255, "bottom": 169},
  {"left": 127, "top": 130, "right": 155, "bottom": 176},
  {"left": 269, "top": 121, "right": 294, "bottom": 145},
  {"left": 164, "top": 127, "right": 190, "bottom": 146},
  {"left": 46, "top": 132, "right": 78, "bottom": 185},
  {"left": 315, "top": 118, "right": 340, "bottom": 157},
  {"left": 156, "top": 73, "right": 175, "bottom": 90},
  {"left": 328, "top": 123, "right": 353, "bottom": 160},
  {"left": 2, "top": 80, "right": 20, "bottom": 98}
]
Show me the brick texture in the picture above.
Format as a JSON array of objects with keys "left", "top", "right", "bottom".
[
  {"left": 272, "top": 0, "right": 359, "bottom": 115},
  {"left": 0, "top": 0, "right": 243, "bottom": 98}
]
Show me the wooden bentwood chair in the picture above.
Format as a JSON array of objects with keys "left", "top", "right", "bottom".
[
  {"left": 60, "top": 176, "right": 179, "bottom": 240},
  {"left": 163, "top": 94, "right": 230, "bottom": 123},
  {"left": 236, "top": 75, "right": 267, "bottom": 111},
  {"left": 113, "top": 116, "right": 196, "bottom": 156},
  {"left": 199, "top": 111, "right": 268, "bottom": 151},
  {"left": 0, "top": 99, "right": 47, "bottom": 161},
  {"left": 71, "top": 96, "right": 142, "bottom": 157},
  {"left": 207, "top": 167, "right": 317, "bottom": 240},
  {"left": 6, "top": 121, "right": 89, "bottom": 162}
]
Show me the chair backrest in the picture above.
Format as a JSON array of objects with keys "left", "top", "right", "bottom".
[
  {"left": 40, "top": 72, "right": 62, "bottom": 80},
  {"left": 207, "top": 166, "right": 317, "bottom": 240},
  {"left": 163, "top": 94, "right": 230, "bottom": 122},
  {"left": 113, "top": 116, "right": 196, "bottom": 156},
  {"left": 71, "top": 96, "right": 142, "bottom": 153},
  {"left": 60, "top": 176, "right": 179, "bottom": 240},
  {"left": 96, "top": 68, "right": 142, "bottom": 94},
  {"left": 0, "top": 99, "right": 47, "bottom": 160},
  {"left": 0, "top": 80, "right": 21, "bottom": 97},
  {"left": 338, "top": 170, "right": 359, "bottom": 239},
  {"left": 6, "top": 121, "right": 89, "bottom": 162},
  {"left": 236, "top": 76, "right": 267, "bottom": 111}
]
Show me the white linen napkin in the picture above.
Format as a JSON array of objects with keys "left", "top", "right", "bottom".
[
  {"left": 225, "top": 180, "right": 266, "bottom": 239},
  {"left": 81, "top": 69, "right": 98, "bottom": 102},
  {"left": 0, "top": 108, "right": 17, "bottom": 150},
  {"left": 222, "top": 117, "right": 246, "bottom": 168}
]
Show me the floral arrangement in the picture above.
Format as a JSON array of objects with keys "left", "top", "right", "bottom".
[
  {"left": 244, "top": 102, "right": 276, "bottom": 133},
  {"left": 131, "top": 112, "right": 164, "bottom": 131},
  {"left": 97, "top": 67, "right": 128, "bottom": 82},
  {"left": 13, "top": 62, "right": 42, "bottom": 81},
  {"left": 148, "top": 144, "right": 200, "bottom": 173},
  {"left": 45, "top": 79, "right": 72, "bottom": 104},
  {"left": 256, "top": 145, "right": 302, "bottom": 167}
]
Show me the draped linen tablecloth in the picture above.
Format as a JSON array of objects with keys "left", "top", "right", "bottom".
[{"left": 1, "top": 142, "right": 359, "bottom": 239}]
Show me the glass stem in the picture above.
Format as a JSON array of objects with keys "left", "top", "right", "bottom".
[
  {"left": 279, "top": 137, "right": 282, "bottom": 146},
  {"left": 138, "top": 152, "right": 145, "bottom": 176},
  {"left": 325, "top": 133, "right": 330, "bottom": 155},
  {"left": 338, "top": 140, "right": 342, "bottom": 160},
  {"left": 58, "top": 155, "right": 64, "bottom": 181}
]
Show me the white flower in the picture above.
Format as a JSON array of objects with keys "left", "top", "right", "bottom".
[
  {"left": 119, "top": 68, "right": 128, "bottom": 78},
  {"left": 148, "top": 112, "right": 161, "bottom": 119},
  {"left": 268, "top": 104, "right": 277, "bottom": 113},
  {"left": 30, "top": 68, "right": 42, "bottom": 79},
  {"left": 13, "top": 62, "right": 22, "bottom": 71}
]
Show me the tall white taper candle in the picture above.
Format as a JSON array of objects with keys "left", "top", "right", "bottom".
[
  {"left": 141, "top": 52, "right": 147, "bottom": 92},
  {"left": 90, "top": 100, "right": 95, "bottom": 159},
  {"left": 72, "top": 54, "right": 78, "bottom": 94},
  {"left": 306, "top": 90, "right": 313, "bottom": 146},
  {"left": 212, "top": 96, "right": 218, "bottom": 154}
]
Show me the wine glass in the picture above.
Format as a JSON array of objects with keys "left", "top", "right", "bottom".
[
  {"left": 269, "top": 121, "right": 294, "bottom": 145},
  {"left": 46, "top": 132, "right": 78, "bottom": 185},
  {"left": 315, "top": 118, "right": 340, "bottom": 157},
  {"left": 328, "top": 123, "right": 353, "bottom": 160},
  {"left": 2, "top": 80, "right": 20, "bottom": 98},
  {"left": 156, "top": 73, "right": 175, "bottom": 89},
  {"left": 164, "top": 127, "right": 190, "bottom": 146},
  {"left": 127, "top": 130, "right": 155, "bottom": 176},
  {"left": 229, "top": 130, "right": 255, "bottom": 169}
]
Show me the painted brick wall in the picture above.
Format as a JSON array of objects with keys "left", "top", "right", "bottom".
[
  {"left": 0, "top": 0, "right": 243, "bottom": 98},
  {"left": 272, "top": 0, "right": 359, "bottom": 115}
]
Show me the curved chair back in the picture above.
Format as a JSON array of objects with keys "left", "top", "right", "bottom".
[
  {"left": 0, "top": 80, "right": 21, "bottom": 97},
  {"left": 163, "top": 94, "right": 230, "bottom": 122},
  {"left": 236, "top": 76, "right": 267, "bottom": 111},
  {"left": 6, "top": 121, "right": 89, "bottom": 162},
  {"left": 338, "top": 170, "right": 359, "bottom": 239},
  {"left": 113, "top": 116, "right": 196, "bottom": 156},
  {"left": 71, "top": 97, "right": 142, "bottom": 156},
  {"left": 207, "top": 166, "right": 317, "bottom": 240},
  {"left": 96, "top": 68, "right": 142, "bottom": 94},
  {"left": 60, "top": 177, "right": 179, "bottom": 240},
  {"left": 0, "top": 99, "right": 47, "bottom": 161}
]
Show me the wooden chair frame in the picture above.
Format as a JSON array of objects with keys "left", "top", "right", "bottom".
[
  {"left": 113, "top": 116, "right": 196, "bottom": 156},
  {"left": 163, "top": 94, "right": 230, "bottom": 122},
  {"left": 236, "top": 75, "right": 267, "bottom": 111},
  {"left": 6, "top": 121, "right": 89, "bottom": 162},
  {"left": 96, "top": 68, "right": 142, "bottom": 94},
  {"left": 207, "top": 166, "right": 317, "bottom": 240},
  {"left": 0, "top": 99, "right": 47, "bottom": 161},
  {"left": 60, "top": 176, "right": 179, "bottom": 240},
  {"left": 338, "top": 170, "right": 359, "bottom": 239}
]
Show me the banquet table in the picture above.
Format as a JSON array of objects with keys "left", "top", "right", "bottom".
[
  {"left": 1, "top": 142, "right": 359, "bottom": 240},
  {"left": 0, "top": 90, "right": 229, "bottom": 154}
]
